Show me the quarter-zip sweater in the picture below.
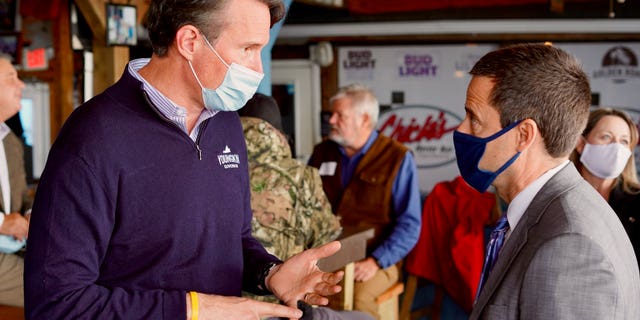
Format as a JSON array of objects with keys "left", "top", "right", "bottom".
[{"left": 24, "top": 66, "right": 279, "bottom": 319}]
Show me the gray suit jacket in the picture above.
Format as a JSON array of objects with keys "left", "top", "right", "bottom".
[{"left": 470, "top": 163, "right": 640, "bottom": 320}]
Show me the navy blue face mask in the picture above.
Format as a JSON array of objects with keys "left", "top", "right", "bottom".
[{"left": 453, "top": 120, "right": 522, "bottom": 193}]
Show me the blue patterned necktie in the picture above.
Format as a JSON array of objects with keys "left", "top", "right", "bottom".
[{"left": 475, "top": 214, "right": 510, "bottom": 301}]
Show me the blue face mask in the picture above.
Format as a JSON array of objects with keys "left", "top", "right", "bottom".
[
  {"left": 187, "top": 35, "right": 264, "bottom": 112},
  {"left": 453, "top": 120, "right": 522, "bottom": 193}
]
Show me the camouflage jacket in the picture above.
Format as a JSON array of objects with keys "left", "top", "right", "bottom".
[{"left": 241, "top": 117, "right": 342, "bottom": 302}]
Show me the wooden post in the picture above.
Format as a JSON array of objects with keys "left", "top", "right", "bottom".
[
  {"left": 550, "top": 0, "right": 564, "bottom": 15},
  {"left": 92, "top": 46, "right": 130, "bottom": 95},
  {"left": 50, "top": 0, "right": 74, "bottom": 139},
  {"left": 75, "top": 0, "right": 129, "bottom": 96},
  {"left": 74, "top": 0, "right": 149, "bottom": 96}
]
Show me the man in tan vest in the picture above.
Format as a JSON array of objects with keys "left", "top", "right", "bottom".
[{"left": 309, "top": 84, "right": 421, "bottom": 319}]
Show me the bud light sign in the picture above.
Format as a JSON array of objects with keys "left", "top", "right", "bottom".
[
  {"left": 398, "top": 54, "right": 438, "bottom": 78},
  {"left": 378, "top": 105, "right": 461, "bottom": 168},
  {"left": 343, "top": 50, "right": 376, "bottom": 81}
]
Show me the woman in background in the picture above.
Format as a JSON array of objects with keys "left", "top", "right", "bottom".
[{"left": 570, "top": 107, "right": 640, "bottom": 268}]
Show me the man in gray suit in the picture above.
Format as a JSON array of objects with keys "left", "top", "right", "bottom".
[
  {"left": 0, "top": 54, "right": 32, "bottom": 307},
  {"left": 452, "top": 43, "right": 640, "bottom": 319}
]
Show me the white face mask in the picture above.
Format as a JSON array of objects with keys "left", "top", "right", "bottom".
[
  {"left": 187, "top": 34, "right": 264, "bottom": 112},
  {"left": 580, "top": 142, "right": 632, "bottom": 179}
]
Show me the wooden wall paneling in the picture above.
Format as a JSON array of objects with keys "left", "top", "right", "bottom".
[{"left": 320, "top": 43, "right": 338, "bottom": 113}]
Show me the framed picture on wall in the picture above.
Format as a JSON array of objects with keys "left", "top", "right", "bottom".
[
  {"left": 106, "top": 3, "right": 137, "bottom": 46},
  {"left": 0, "top": 32, "right": 21, "bottom": 64}
]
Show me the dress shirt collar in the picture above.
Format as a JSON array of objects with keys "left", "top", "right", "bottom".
[
  {"left": 505, "top": 160, "right": 569, "bottom": 238},
  {"left": 0, "top": 123, "right": 9, "bottom": 140},
  {"left": 127, "top": 58, "right": 216, "bottom": 140}
]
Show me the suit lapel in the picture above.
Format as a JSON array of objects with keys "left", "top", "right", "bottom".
[
  {"left": 0, "top": 183, "right": 4, "bottom": 213},
  {"left": 471, "top": 163, "right": 583, "bottom": 318},
  {"left": 0, "top": 137, "right": 6, "bottom": 213}
]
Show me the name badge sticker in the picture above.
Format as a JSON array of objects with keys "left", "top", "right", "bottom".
[{"left": 318, "top": 162, "right": 337, "bottom": 176}]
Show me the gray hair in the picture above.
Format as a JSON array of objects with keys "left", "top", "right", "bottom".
[
  {"left": 330, "top": 84, "right": 380, "bottom": 128},
  {"left": 0, "top": 53, "right": 13, "bottom": 63}
]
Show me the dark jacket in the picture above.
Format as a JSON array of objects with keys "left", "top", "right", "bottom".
[
  {"left": 609, "top": 182, "right": 640, "bottom": 269},
  {"left": 24, "top": 65, "right": 278, "bottom": 319}
]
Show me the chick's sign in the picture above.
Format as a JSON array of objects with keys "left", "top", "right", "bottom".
[
  {"left": 339, "top": 43, "right": 640, "bottom": 193},
  {"left": 339, "top": 44, "right": 497, "bottom": 192},
  {"left": 378, "top": 105, "right": 460, "bottom": 168}
]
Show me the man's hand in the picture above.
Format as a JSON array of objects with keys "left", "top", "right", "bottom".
[
  {"left": 354, "top": 257, "right": 380, "bottom": 282},
  {"left": 267, "top": 241, "right": 344, "bottom": 308},
  {"left": 193, "top": 293, "right": 303, "bottom": 320},
  {"left": 0, "top": 213, "right": 29, "bottom": 240}
]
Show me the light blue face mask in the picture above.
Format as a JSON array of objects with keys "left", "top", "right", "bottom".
[{"left": 187, "top": 35, "right": 264, "bottom": 112}]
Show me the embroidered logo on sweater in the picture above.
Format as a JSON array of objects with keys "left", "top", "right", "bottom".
[{"left": 217, "top": 145, "right": 240, "bottom": 169}]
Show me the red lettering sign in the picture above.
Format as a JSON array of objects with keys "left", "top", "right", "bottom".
[{"left": 379, "top": 111, "right": 458, "bottom": 143}]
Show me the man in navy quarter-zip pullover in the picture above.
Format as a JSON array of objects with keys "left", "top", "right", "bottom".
[{"left": 24, "top": 1, "right": 343, "bottom": 319}]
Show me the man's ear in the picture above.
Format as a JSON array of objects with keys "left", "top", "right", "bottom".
[
  {"left": 174, "top": 25, "right": 200, "bottom": 61},
  {"left": 575, "top": 135, "right": 586, "bottom": 154},
  {"left": 516, "top": 118, "right": 538, "bottom": 152},
  {"left": 360, "top": 112, "right": 371, "bottom": 130}
]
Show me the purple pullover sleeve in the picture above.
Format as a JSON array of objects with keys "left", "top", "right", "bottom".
[{"left": 24, "top": 153, "right": 187, "bottom": 319}]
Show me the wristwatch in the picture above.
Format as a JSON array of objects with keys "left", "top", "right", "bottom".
[{"left": 256, "top": 261, "right": 280, "bottom": 294}]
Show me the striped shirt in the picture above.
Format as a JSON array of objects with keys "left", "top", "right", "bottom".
[
  {"left": 0, "top": 123, "right": 10, "bottom": 224},
  {"left": 128, "top": 58, "right": 217, "bottom": 141}
]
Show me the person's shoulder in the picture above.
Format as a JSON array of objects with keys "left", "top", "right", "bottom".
[
  {"left": 74, "top": 72, "right": 144, "bottom": 120},
  {"left": 251, "top": 159, "right": 303, "bottom": 187},
  {"left": 532, "top": 178, "right": 624, "bottom": 242},
  {"left": 376, "top": 133, "right": 409, "bottom": 153},
  {"left": 609, "top": 182, "right": 640, "bottom": 208},
  {"left": 63, "top": 91, "right": 136, "bottom": 135},
  {"left": 268, "top": 157, "right": 305, "bottom": 174},
  {"left": 309, "top": 139, "right": 340, "bottom": 162},
  {"left": 53, "top": 80, "right": 152, "bottom": 156},
  {"left": 299, "top": 164, "right": 323, "bottom": 186},
  {"left": 313, "top": 139, "right": 338, "bottom": 150},
  {"left": 303, "top": 163, "right": 322, "bottom": 177},
  {"left": 3, "top": 130, "right": 21, "bottom": 145},
  {"left": 623, "top": 183, "right": 640, "bottom": 198}
]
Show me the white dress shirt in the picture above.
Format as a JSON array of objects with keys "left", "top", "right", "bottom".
[
  {"left": 0, "top": 123, "right": 12, "bottom": 228},
  {"left": 505, "top": 160, "right": 570, "bottom": 240}
]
